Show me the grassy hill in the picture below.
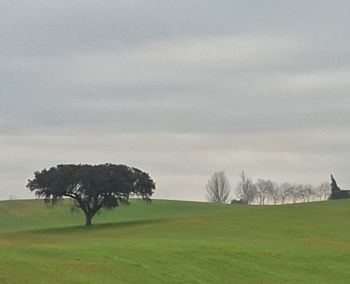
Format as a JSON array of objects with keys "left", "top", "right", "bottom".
[{"left": 0, "top": 199, "right": 350, "bottom": 283}]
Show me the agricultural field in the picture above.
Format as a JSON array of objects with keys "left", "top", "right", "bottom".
[{"left": 0, "top": 199, "right": 350, "bottom": 283}]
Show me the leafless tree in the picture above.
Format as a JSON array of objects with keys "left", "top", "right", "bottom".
[
  {"left": 298, "top": 184, "right": 314, "bottom": 202},
  {"left": 314, "top": 182, "right": 331, "bottom": 201},
  {"left": 320, "top": 182, "right": 331, "bottom": 200},
  {"left": 288, "top": 184, "right": 301, "bottom": 203},
  {"left": 256, "top": 179, "right": 270, "bottom": 205},
  {"left": 236, "top": 171, "right": 257, "bottom": 204},
  {"left": 233, "top": 172, "right": 331, "bottom": 205},
  {"left": 306, "top": 184, "right": 315, "bottom": 202},
  {"left": 266, "top": 181, "right": 279, "bottom": 204},
  {"left": 279, "top": 182, "right": 293, "bottom": 204},
  {"left": 205, "top": 171, "right": 231, "bottom": 204},
  {"left": 256, "top": 179, "right": 279, "bottom": 205},
  {"left": 294, "top": 184, "right": 304, "bottom": 202}
]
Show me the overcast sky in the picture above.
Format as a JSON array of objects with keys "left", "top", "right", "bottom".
[{"left": 1, "top": 1, "right": 350, "bottom": 201}]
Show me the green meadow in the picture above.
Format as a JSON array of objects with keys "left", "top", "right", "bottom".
[{"left": 0, "top": 199, "right": 350, "bottom": 283}]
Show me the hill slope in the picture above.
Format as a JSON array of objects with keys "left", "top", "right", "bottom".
[{"left": 0, "top": 199, "right": 350, "bottom": 283}]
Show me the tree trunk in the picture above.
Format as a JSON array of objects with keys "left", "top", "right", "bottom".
[{"left": 85, "top": 214, "right": 93, "bottom": 226}]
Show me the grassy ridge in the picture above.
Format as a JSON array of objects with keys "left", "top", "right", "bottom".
[{"left": 0, "top": 199, "right": 350, "bottom": 283}]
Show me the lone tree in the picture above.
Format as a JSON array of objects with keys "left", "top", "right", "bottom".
[
  {"left": 205, "top": 171, "right": 231, "bottom": 204},
  {"left": 27, "top": 164, "right": 155, "bottom": 226}
]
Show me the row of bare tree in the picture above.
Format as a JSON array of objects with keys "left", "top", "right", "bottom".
[{"left": 205, "top": 171, "right": 331, "bottom": 205}]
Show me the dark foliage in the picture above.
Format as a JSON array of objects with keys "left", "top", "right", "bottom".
[
  {"left": 27, "top": 164, "right": 155, "bottom": 226},
  {"left": 329, "top": 174, "right": 350, "bottom": 200}
]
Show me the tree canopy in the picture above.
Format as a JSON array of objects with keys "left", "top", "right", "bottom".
[{"left": 27, "top": 164, "right": 155, "bottom": 226}]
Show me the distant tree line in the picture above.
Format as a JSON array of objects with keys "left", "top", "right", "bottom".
[{"left": 205, "top": 170, "right": 333, "bottom": 205}]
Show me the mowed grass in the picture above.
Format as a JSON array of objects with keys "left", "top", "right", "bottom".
[{"left": 0, "top": 199, "right": 350, "bottom": 283}]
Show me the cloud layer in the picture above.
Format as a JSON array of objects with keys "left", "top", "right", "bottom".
[{"left": 1, "top": 1, "right": 350, "bottom": 200}]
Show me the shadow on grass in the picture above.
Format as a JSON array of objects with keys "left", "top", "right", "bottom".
[{"left": 6, "top": 218, "right": 166, "bottom": 236}]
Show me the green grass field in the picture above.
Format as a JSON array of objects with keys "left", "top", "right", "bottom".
[{"left": 0, "top": 199, "right": 350, "bottom": 283}]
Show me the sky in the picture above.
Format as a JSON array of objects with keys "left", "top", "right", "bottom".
[{"left": 1, "top": 0, "right": 350, "bottom": 201}]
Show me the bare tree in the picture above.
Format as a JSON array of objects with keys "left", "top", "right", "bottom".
[
  {"left": 256, "top": 179, "right": 274, "bottom": 205},
  {"left": 320, "top": 182, "right": 331, "bottom": 200},
  {"left": 236, "top": 171, "right": 257, "bottom": 204},
  {"left": 306, "top": 184, "right": 315, "bottom": 202},
  {"left": 232, "top": 172, "right": 332, "bottom": 205},
  {"left": 298, "top": 184, "right": 314, "bottom": 202},
  {"left": 279, "top": 182, "right": 293, "bottom": 204},
  {"left": 287, "top": 184, "right": 301, "bottom": 204},
  {"left": 266, "top": 181, "right": 279, "bottom": 205},
  {"left": 315, "top": 182, "right": 331, "bottom": 201},
  {"left": 294, "top": 184, "right": 304, "bottom": 202},
  {"left": 256, "top": 179, "right": 267, "bottom": 205},
  {"left": 205, "top": 171, "right": 231, "bottom": 204}
]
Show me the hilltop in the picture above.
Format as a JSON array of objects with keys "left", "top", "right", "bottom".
[{"left": 0, "top": 199, "right": 350, "bottom": 283}]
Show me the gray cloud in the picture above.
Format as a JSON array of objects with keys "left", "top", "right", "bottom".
[{"left": 1, "top": 1, "right": 350, "bottom": 200}]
